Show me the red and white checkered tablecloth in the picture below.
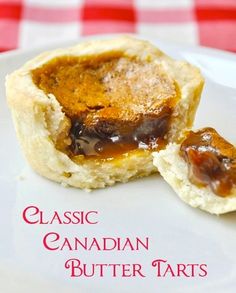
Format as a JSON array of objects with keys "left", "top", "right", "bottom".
[{"left": 0, "top": 0, "right": 236, "bottom": 53}]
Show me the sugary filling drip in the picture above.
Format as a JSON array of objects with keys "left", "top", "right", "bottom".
[
  {"left": 180, "top": 128, "right": 236, "bottom": 197},
  {"left": 32, "top": 53, "right": 178, "bottom": 159}
]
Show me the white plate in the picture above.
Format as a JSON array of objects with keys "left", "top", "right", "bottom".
[{"left": 0, "top": 35, "right": 236, "bottom": 293}]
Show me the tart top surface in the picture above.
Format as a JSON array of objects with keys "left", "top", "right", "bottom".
[
  {"left": 31, "top": 53, "right": 179, "bottom": 158},
  {"left": 32, "top": 53, "right": 178, "bottom": 121}
]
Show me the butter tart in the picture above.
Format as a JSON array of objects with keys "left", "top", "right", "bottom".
[
  {"left": 6, "top": 36, "right": 204, "bottom": 189},
  {"left": 153, "top": 128, "right": 236, "bottom": 214}
]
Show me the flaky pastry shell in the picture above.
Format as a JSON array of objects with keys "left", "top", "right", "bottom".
[{"left": 6, "top": 36, "right": 204, "bottom": 189}]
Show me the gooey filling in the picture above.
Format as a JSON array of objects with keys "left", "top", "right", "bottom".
[
  {"left": 32, "top": 53, "right": 178, "bottom": 159},
  {"left": 180, "top": 128, "right": 236, "bottom": 197}
]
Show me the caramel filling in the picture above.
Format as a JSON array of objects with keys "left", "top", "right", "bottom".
[
  {"left": 32, "top": 54, "right": 178, "bottom": 159},
  {"left": 180, "top": 128, "right": 236, "bottom": 197}
]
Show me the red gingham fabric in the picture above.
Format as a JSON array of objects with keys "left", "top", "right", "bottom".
[{"left": 0, "top": 0, "right": 236, "bottom": 53}]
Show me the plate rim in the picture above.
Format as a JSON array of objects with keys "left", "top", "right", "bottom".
[{"left": 0, "top": 33, "right": 236, "bottom": 62}]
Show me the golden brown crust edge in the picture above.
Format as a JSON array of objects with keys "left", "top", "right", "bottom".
[{"left": 6, "top": 36, "right": 204, "bottom": 189}]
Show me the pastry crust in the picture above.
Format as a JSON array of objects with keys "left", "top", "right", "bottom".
[
  {"left": 6, "top": 36, "right": 204, "bottom": 189},
  {"left": 153, "top": 143, "right": 236, "bottom": 214}
]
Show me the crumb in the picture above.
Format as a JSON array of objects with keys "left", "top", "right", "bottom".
[
  {"left": 61, "top": 182, "right": 69, "bottom": 187},
  {"left": 16, "top": 174, "right": 26, "bottom": 181},
  {"left": 85, "top": 188, "right": 92, "bottom": 193}
]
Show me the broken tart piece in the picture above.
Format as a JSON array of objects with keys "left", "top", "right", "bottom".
[
  {"left": 153, "top": 128, "right": 236, "bottom": 214},
  {"left": 6, "top": 36, "right": 204, "bottom": 189}
]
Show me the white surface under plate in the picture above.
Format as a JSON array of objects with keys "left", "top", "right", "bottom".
[{"left": 0, "top": 34, "right": 236, "bottom": 293}]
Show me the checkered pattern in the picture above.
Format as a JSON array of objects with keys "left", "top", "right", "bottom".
[{"left": 0, "top": 0, "right": 236, "bottom": 53}]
